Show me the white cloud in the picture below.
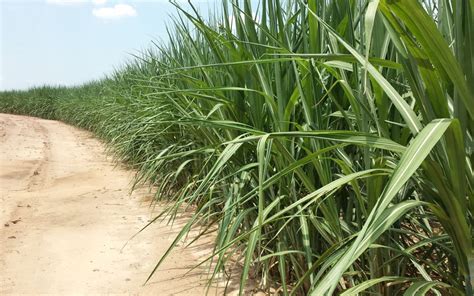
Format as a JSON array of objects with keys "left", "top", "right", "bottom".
[
  {"left": 92, "top": 4, "right": 137, "bottom": 20},
  {"left": 92, "top": 0, "right": 107, "bottom": 5}
]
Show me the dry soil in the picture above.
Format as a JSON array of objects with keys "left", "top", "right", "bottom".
[{"left": 0, "top": 113, "right": 224, "bottom": 295}]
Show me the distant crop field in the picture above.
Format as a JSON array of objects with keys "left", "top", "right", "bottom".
[{"left": 1, "top": 0, "right": 472, "bottom": 295}]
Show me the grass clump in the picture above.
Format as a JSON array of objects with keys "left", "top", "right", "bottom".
[{"left": 1, "top": 0, "right": 472, "bottom": 295}]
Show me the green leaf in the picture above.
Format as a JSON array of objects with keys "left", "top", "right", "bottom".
[
  {"left": 312, "top": 119, "right": 453, "bottom": 295},
  {"left": 340, "top": 276, "right": 410, "bottom": 295}
]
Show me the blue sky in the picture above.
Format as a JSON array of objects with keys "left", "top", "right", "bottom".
[{"left": 1, "top": 0, "right": 217, "bottom": 90}]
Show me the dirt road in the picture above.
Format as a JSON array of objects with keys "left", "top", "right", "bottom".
[{"left": 0, "top": 113, "right": 222, "bottom": 295}]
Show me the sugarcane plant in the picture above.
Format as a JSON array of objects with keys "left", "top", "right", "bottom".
[{"left": 0, "top": 0, "right": 472, "bottom": 295}]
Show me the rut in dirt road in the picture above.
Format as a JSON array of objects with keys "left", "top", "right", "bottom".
[{"left": 0, "top": 113, "right": 223, "bottom": 295}]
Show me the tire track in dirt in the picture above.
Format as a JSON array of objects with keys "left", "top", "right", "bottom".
[
  {"left": 0, "top": 113, "right": 225, "bottom": 295},
  {"left": 26, "top": 119, "right": 51, "bottom": 191}
]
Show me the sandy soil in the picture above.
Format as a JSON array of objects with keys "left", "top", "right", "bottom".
[{"left": 0, "top": 113, "right": 224, "bottom": 295}]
